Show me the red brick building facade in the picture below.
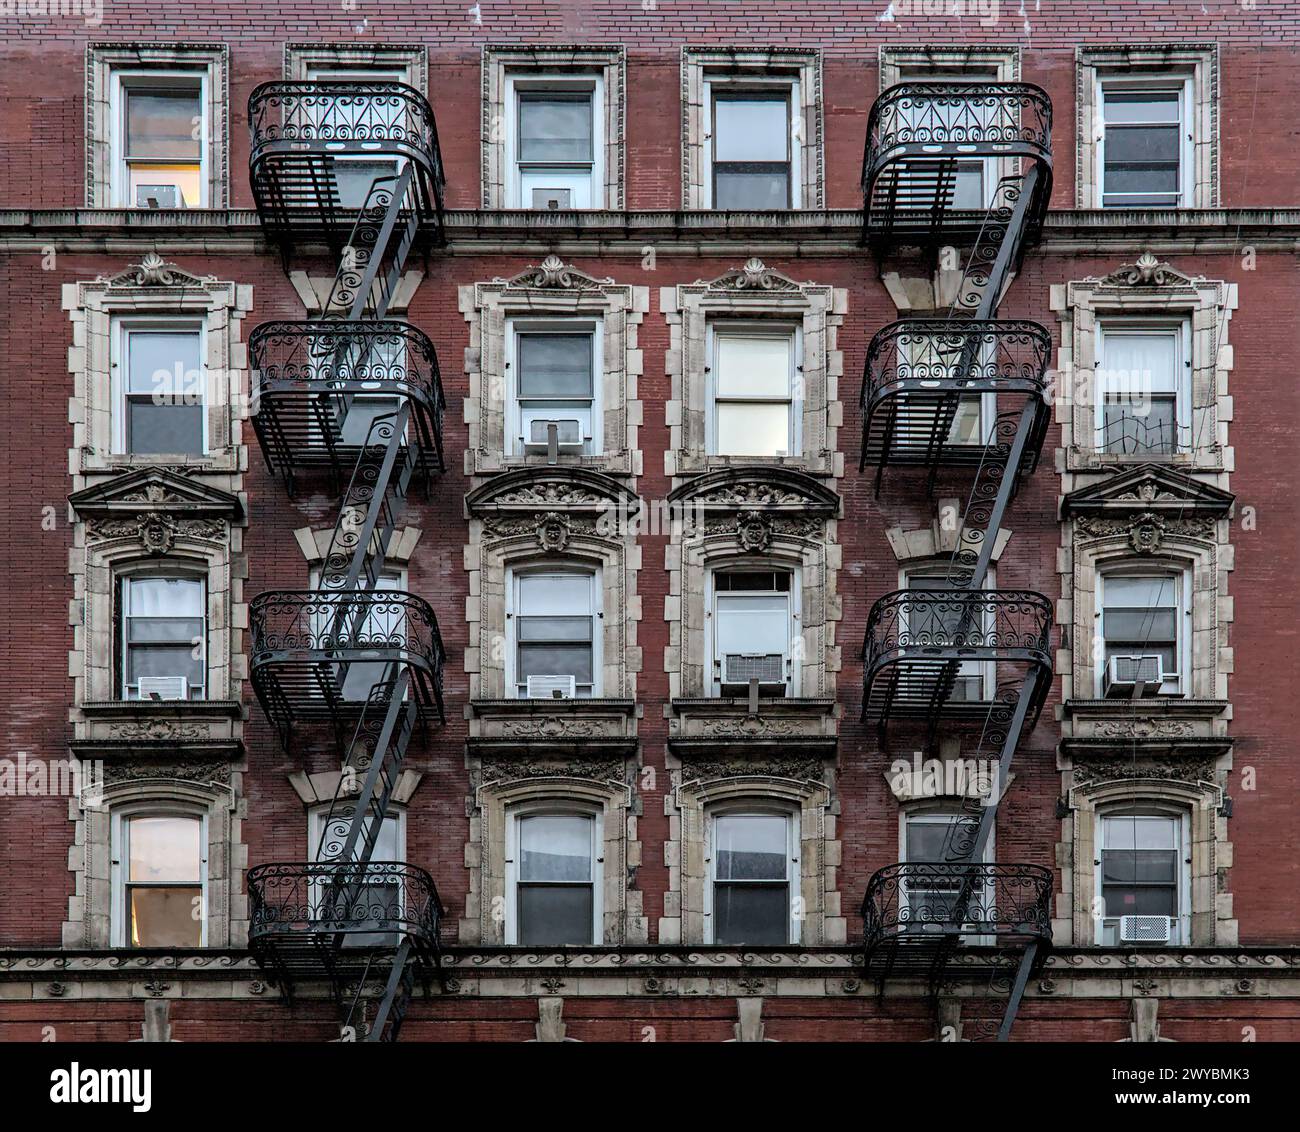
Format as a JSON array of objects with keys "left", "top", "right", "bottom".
[{"left": 1, "top": 1, "right": 1299, "bottom": 1043}]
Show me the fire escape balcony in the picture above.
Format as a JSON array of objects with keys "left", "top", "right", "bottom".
[
  {"left": 249, "top": 590, "right": 445, "bottom": 744},
  {"left": 248, "top": 80, "right": 445, "bottom": 253},
  {"left": 860, "top": 862, "right": 1053, "bottom": 973},
  {"left": 249, "top": 320, "right": 445, "bottom": 490},
  {"left": 860, "top": 318, "right": 1051, "bottom": 480},
  {"left": 862, "top": 81, "right": 1052, "bottom": 252},
  {"left": 247, "top": 861, "right": 444, "bottom": 997},
  {"left": 862, "top": 589, "right": 1051, "bottom": 728}
]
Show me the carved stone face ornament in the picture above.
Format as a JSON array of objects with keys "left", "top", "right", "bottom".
[
  {"left": 536, "top": 512, "right": 571, "bottom": 553},
  {"left": 736, "top": 510, "right": 773, "bottom": 552}
]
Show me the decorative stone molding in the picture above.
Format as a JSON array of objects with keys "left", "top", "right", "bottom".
[
  {"left": 663, "top": 261, "right": 845, "bottom": 478},
  {"left": 884, "top": 504, "right": 1012, "bottom": 567},
  {"left": 460, "top": 256, "right": 646, "bottom": 477},
  {"left": 1050, "top": 255, "right": 1235, "bottom": 477},
  {"left": 86, "top": 43, "right": 230, "bottom": 208},
  {"left": 468, "top": 698, "right": 638, "bottom": 757},
  {"left": 660, "top": 759, "right": 844, "bottom": 946},
  {"left": 292, "top": 524, "right": 422, "bottom": 572},
  {"left": 1054, "top": 764, "right": 1236, "bottom": 948},
  {"left": 663, "top": 468, "right": 841, "bottom": 706},
  {"left": 681, "top": 47, "right": 823, "bottom": 210},
  {"left": 283, "top": 41, "right": 427, "bottom": 88},
  {"left": 878, "top": 44, "right": 1020, "bottom": 90},
  {"left": 287, "top": 268, "right": 424, "bottom": 317},
  {"left": 461, "top": 756, "right": 646, "bottom": 946},
  {"left": 1076, "top": 44, "right": 1219, "bottom": 209},
  {"left": 481, "top": 45, "right": 626, "bottom": 209},
  {"left": 63, "top": 769, "right": 246, "bottom": 949}
]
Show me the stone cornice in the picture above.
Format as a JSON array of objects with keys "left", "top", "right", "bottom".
[{"left": 4, "top": 208, "right": 1300, "bottom": 252}]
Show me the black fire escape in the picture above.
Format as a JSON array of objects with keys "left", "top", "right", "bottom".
[
  {"left": 858, "top": 83, "right": 1055, "bottom": 1040},
  {"left": 243, "top": 81, "right": 447, "bottom": 1041}
]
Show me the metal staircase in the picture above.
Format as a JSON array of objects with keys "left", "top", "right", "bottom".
[
  {"left": 244, "top": 81, "right": 447, "bottom": 1041},
  {"left": 858, "top": 81, "right": 1056, "bottom": 1040}
]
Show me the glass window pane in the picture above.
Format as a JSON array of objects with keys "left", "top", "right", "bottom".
[
  {"left": 127, "top": 403, "right": 204, "bottom": 456},
  {"left": 519, "top": 815, "right": 593, "bottom": 881},
  {"left": 1104, "top": 576, "right": 1177, "bottom": 609},
  {"left": 517, "top": 616, "right": 593, "bottom": 643},
  {"left": 517, "top": 333, "right": 593, "bottom": 397},
  {"left": 1101, "top": 884, "right": 1178, "bottom": 918},
  {"left": 126, "top": 647, "right": 205, "bottom": 691},
  {"left": 716, "top": 593, "right": 789, "bottom": 655},
  {"left": 906, "top": 818, "right": 958, "bottom": 863},
  {"left": 126, "top": 616, "right": 205, "bottom": 644},
  {"left": 716, "top": 402, "right": 791, "bottom": 456},
  {"left": 518, "top": 573, "right": 592, "bottom": 616},
  {"left": 517, "top": 885, "right": 593, "bottom": 945},
  {"left": 713, "top": 97, "right": 788, "bottom": 162},
  {"left": 128, "top": 815, "right": 201, "bottom": 881},
  {"left": 126, "top": 578, "right": 203, "bottom": 617},
  {"left": 1101, "top": 398, "right": 1177, "bottom": 454},
  {"left": 713, "top": 884, "right": 788, "bottom": 945},
  {"left": 1100, "top": 330, "right": 1178, "bottom": 392},
  {"left": 518, "top": 94, "right": 593, "bottom": 163},
  {"left": 714, "top": 170, "right": 789, "bottom": 210},
  {"left": 126, "top": 330, "right": 201, "bottom": 395},
  {"left": 1102, "top": 608, "right": 1177, "bottom": 640},
  {"left": 1105, "top": 125, "right": 1181, "bottom": 164},
  {"left": 517, "top": 643, "right": 594, "bottom": 684},
  {"left": 715, "top": 334, "right": 792, "bottom": 398},
  {"left": 1105, "top": 90, "right": 1181, "bottom": 124},
  {"left": 129, "top": 886, "right": 203, "bottom": 947},
  {"left": 1104, "top": 815, "right": 1179, "bottom": 850},
  {"left": 715, "top": 815, "right": 788, "bottom": 880},
  {"left": 126, "top": 89, "right": 202, "bottom": 159}
]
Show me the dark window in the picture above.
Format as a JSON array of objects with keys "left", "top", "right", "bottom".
[
  {"left": 712, "top": 92, "right": 791, "bottom": 209},
  {"left": 1102, "top": 88, "right": 1183, "bottom": 207}
]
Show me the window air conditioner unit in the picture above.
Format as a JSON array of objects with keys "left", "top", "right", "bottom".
[
  {"left": 137, "top": 676, "right": 189, "bottom": 701},
  {"left": 1104, "top": 654, "right": 1164, "bottom": 698},
  {"left": 522, "top": 418, "right": 587, "bottom": 455},
  {"left": 526, "top": 674, "right": 577, "bottom": 699},
  {"left": 136, "top": 184, "right": 184, "bottom": 209},
  {"left": 1119, "top": 915, "right": 1172, "bottom": 944},
  {"left": 722, "top": 653, "right": 786, "bottom": 688}
]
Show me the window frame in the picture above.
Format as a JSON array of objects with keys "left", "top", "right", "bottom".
[
  {"left": 899, "top": 806, "right": 995, "bottom": 940},
  {"left": 1096, "top": 73, "right": 1194, "bottom": 209},
  {"left": 705, "top": 320, "right": 802, "bottom": 458},
  {"left": 900, "top": 564, "right": 996, "bottom": 702},
  {"left": 116, "top": 570, "right": 208, "bottom": 702},
  {"left": 1096, "top": 564, "right": 1191, "bottom": 697},
  {"left": 504, "top": 315, "right": 604, "bottom": 457},
  {"left": 504, "top": 72, "right": 605, "bottom": 210},
  {"left": 894, "top": 66, "right": 1002, "bottom": 210},
  {"left": 701, "top": 73, "right": 801, "bottom": 209},
  {"left": 506, "top": 564, "right": 603, "bottom": 699},
  {"left": 504, "top": 802, "right": 604, "bottom": 946},
  {"left": 110, "top": 314, "right": 208, "bottom": 457},
  {"left": 1094, "top": 806, "right": 1191, "bottom": 946},
  {"left": 110, "top": 805, "right": 208, "bottom": 948},
  {"left": 109, "top": 68, "right": 209, "bottom": 209},
  {"left": 1093, "top": 316, "right": 1192, "bottom": 457},
  {"left": 704, "top": 805, "right": 800, "bottom": 946},
  {"left": 706, "top": 564, "right": 801, "bottom": 698}
]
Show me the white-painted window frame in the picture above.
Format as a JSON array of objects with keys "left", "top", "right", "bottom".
[
  {"left": 110, "top": 314, "right": 208, "bottom": 457},
  {"left": 504, "top": 315, "right": 603, "bottom": 457},
  {"left": 1096, "top": 73, "right": 1194, "bottom": 209},
  {"left": 1095, "top": 563, "right": 1192, "bottom": 697},
  {"left": 1093, "top": 316, "right": 1192, "bottom": 456},
  {"left": 1094, "top": 807, "right": 1191, "bottom": 946},
  {"left": 705, "top": 320, "right": 802, "bottom": 458},
  {"left": 706, "top": 564, "right": 802, "bottom": 698},
  {"left": 110, "top": 805, "right": 208, "bottom": 947},
  {"left": 701, "top": 73, "right": 802, "bottom": 209},
  {"left": 505, "top": 563, "right": 603, "bottom": 699},
  {"left": 504, "top": 71, "right": 604, "bottom": 210},
  {"left": 109, "top": 68, "right": 210, "bottom": 209},
  {"left": 504, "top": 802, "right": 604, "bottom": 946},
  {"left": 704, "top": 804, "right": 800, "bottom": 945}
]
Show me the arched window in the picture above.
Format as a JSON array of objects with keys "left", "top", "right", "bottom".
[
  {"left": 110, "top": 807, "right": 206, "bottom": 947},
  {"left": 116, "top": 572, "right": 207, "bottom": 700},
  {"left": 705, "top": 806, "right": 799, "bottom": 945},
  {"left": 1097, "top": 564, "right": 1190, "bottom": 697},
  {"left": 508, "top": 565, "right": 601, "bottom": 699},
  {"left": 1095, "top": 807, "right": 1191, "bottom": 946},
  {"left": 505, "top": 804, "right": 603, "bottom": 945}
]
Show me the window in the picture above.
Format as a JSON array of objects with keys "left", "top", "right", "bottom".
[
  {"left": 507, "top": 75, "right": 602, "bottom": 209},
  {"left": 1096, "top": 810, "right": 1189, "bottom": 945},
  {"left": 507, "top": 810, "right": 601, "bottom": 945},
  {"left": 901, "top": 570, "right": 992, "bottom": 701},
  {"left": 1098, "top": 78, "right": 1190, "bottom": 208},
  {"left": 510, "top": 568, "right": 599, "bottom": 698},
  {"left": 304, "top": 64, "right": 409, "bottom": 208},
  {"left": 1098, "top": 570, "right": 1187, "bottom": 696},
  {"left": 708, "top": 323, "right": 799, "bottom": 457},
  {"left": 895, "top": 70, "right": 1000, "bottom": 209},
  {"left": 112, "top": 812, "right": 206, "bottom": 947},
  {"left": 119, "top": 576, "right": 206, "bottom": 701},
  {"left": 113, "top": 319, "right": 205, "bottom": 456},
  {"left": 507, "top": 318, "right": 600, "bottom": 457},
  {"left": 708, "top": 811, "right": 797, "bottom": 945},
  {"left": 309, "top": 570, "right": 404, "bottom": 701},
  {"left": 895, "top": 321, "right": 992, "bottom": 448},
  {"left": 711, "top": 569, "right": 796, "bottom": 696},
  {"left": 112, "top": 72, "right": 205, "bottom": 208},
  {"left": 309, "top": 807, "right": 404, "bottom": 946},
  {"left": 901, "top": 810, "right": 991, "bottom": 927},
  {"left": 708, "top": 87, "right": 793, "bottom": 209},
  {"left": 309, "top": 322, "right": 409, "bottom": 446},
  {"left": 1095, "top": 320, "right": 1190, "bottom": 456}
]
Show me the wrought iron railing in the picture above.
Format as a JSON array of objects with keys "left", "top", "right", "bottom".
[
  {"left": 861, "top": 862, "right": 1053, "bottom": 946},
  {"left": 248, "top": 80, "right": 445, "bottom": 197},
  {"left": 248, "top": 861, "right": 443, "bottom": 942},
  {"left": 863, "top": 589, "right": 1052, "bottom": 671},
  {"left": 862, "top": 319, "right": 1050, "bottom": 411},
  {"left": 862, "top": 81, "right": 1052, "bottom": 192},
  {"left": 249, "top": 591, "right": 444, "bottom": 674}
]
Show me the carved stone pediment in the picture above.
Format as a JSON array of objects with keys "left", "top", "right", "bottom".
[
  {"left": 699, "top": 257, "right": 807, "bottom": 293},
  {"left": 1060, "top": 697, "right": 1231, "bottom": 757},
  {"left": 1062, "top": 464, "right": 1234, "bottom": 518},
  {"left": 71, "top": 700, "right": 244, "bottom": 759},
  {"left": 465, "top": 466, "right": 637, "bottom": 518},
  {"left": 468, "top": 698, "right": 638, "bottom": 756},
  {"left": 667, "top": 467, "right": 840, "bottom": 516},
  {"left": 97, "top": 253, "right": 217, "bottom": 290},
  {"left": 70, "top": 466, "right": 244, "bottom": 521},
  {"left": 1093, "top": 251, "right": 1200, "bottom": 290},
  {"left": 668, "top": 697, "right": 838, "bottom": 758},
  {"left": 496, "top": 254, "right": 614, "bottom": 292}
]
